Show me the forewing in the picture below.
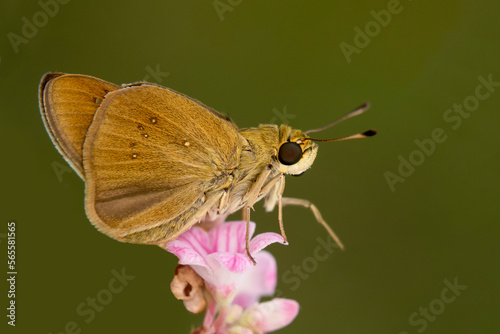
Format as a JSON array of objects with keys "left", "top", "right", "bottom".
[
  {"left": 39, "top": 73, "right": 121, "bottom": 178},
  {"left": 123, "top": 81, "right": 238, "bottom": 127},
  {"left": 83, "top": 83, "right": 243, "bottom": 243}
]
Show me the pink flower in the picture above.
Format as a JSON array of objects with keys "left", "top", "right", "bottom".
[
  {"left": 231, "top": 299, "right": 300, "bottom": 333},
  {"left": 166, "top": 221, "right": 299, "bottom": 333}
]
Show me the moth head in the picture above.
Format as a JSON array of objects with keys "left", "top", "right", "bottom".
[
  {"left": 277, "top": 125, "right": 318, "bottom": 176},
  {"left": 277, "top": 103, "right": 377, "bottom": 176}
]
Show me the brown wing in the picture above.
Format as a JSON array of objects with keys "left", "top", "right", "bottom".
[
  {"left": 83, "top": 83, "right": 244, "bottom": 244},
  {"left": 39, "top": 73, "right": 121, "bottom": 179},
  {"left": 123, "top": 81, "right": 237, "bottom": 126}
]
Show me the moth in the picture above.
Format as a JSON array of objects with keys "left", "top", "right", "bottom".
[{"left": 39, "top": 73, "right": 375, "bottom": 261}]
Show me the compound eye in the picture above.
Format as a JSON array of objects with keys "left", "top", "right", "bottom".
[{"left": 278, "top": 142, "right": 303, "bottom": 165}]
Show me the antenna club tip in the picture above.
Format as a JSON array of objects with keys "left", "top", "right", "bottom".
[{"left": 363, "top": 129, "right": 377, "bottom": 137}]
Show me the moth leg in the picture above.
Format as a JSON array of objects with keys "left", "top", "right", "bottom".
[
  {"left": 244, "top": 206, "right": 256, "bottom": 265},
  {"left": 241, "top": 205, "right": 248, "bottom": 221},
  {"left": 281, "top": 197, "right": 345, "bottom": 250},
  {"left": 242, "top": 165, "right": 272, "bottom": 210},
  {"left": 242, "top": 173, "right": 288, "bottom": 244},
  {"left": 276, "top": 175, "right": 287, "bottom": 243},
  {"left": 259, "top": 174, "right": 282, "bottom": 199},
  {"left": 218, "top": 189, "right": 230, "bottom": 214},
  {"left": 260, "top": 174, "right": 288, "bottom": 243},
  {"left": 241, "top": 165, "right": 274, "bottom": 265}
]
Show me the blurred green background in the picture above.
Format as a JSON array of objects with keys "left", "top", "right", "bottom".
[{"left": 1, "top": 0, "right": 499, "bottom": 333}]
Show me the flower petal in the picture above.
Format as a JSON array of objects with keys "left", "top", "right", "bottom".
[
  {"left": 249, "top": 232, "right": 286, "bottom": 256},
  {"left": 166, "top": 220, "right": 290, "bottom": 321},
  {"left": 228, "top": 326, "right": 253, "bottom": 334},
  {"left": 176, "top": 226, "right": 212, "bottom": 255},
  {"left": 241, "top": 299, "right": 299, "bottom": 333},
  {"left": 166, "top": 239, "right": 209, "bottom": 269},
  {"left": 209, "top": 252, "right": 254, "bottom": 273},
  {"left": 209, "top": 221, "right": 255, "bottom": 254},
  {"left": 200, "top": 257, "right": 241, "bottom": 299},
  {"left": 233, "top": 251, "right": 277, "bottom": 308}
]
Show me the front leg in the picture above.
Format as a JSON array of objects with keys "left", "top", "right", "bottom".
[
  {"left": 281, "top": 197, "right": 345, "bottom": 250},
  {"left": 241, "top": 165, "right": 273, "bottom": 264},
  {"left": 262, "top": 174, "right": 287, "bottom": 243}
]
